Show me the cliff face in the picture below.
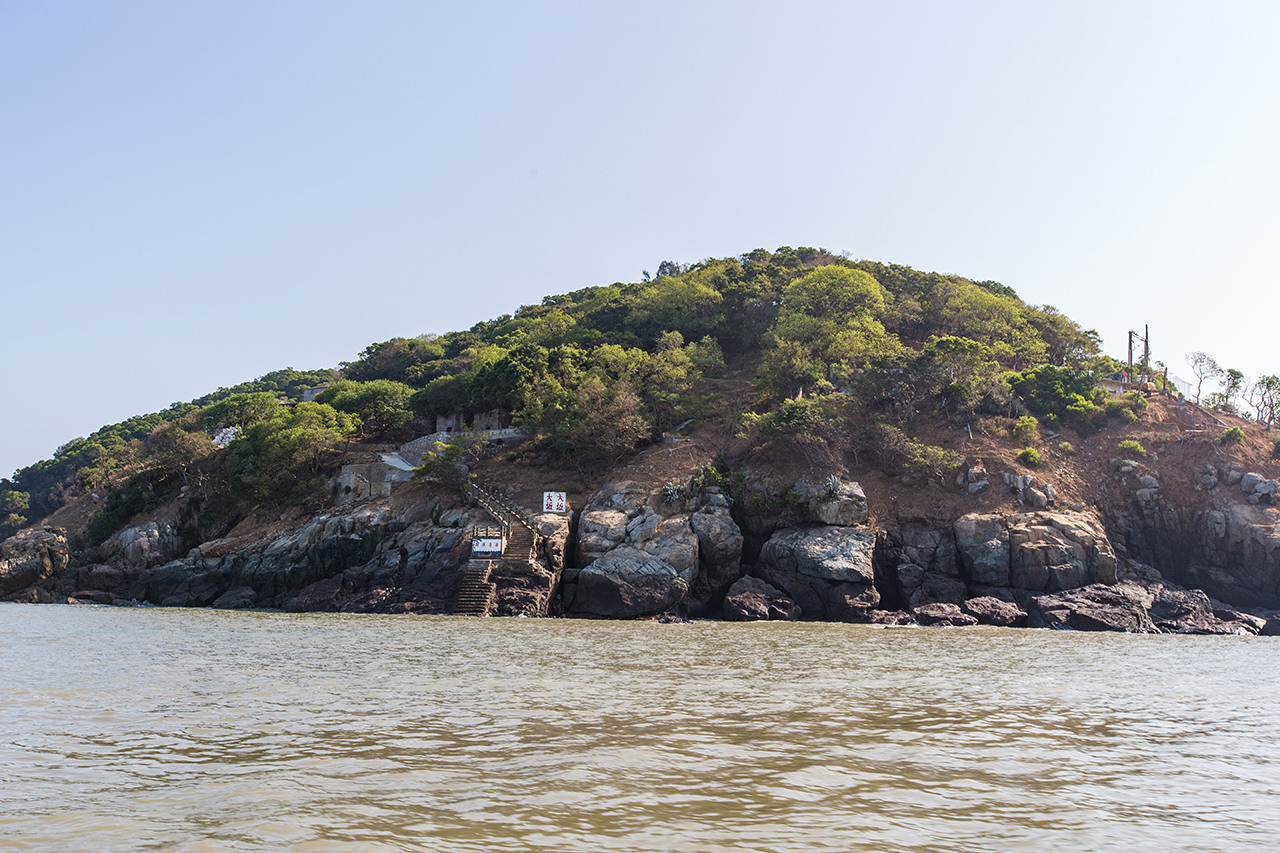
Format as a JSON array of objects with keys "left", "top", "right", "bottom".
[{"left": 5, "top": 397, "right": 1280, "bottom": 635}]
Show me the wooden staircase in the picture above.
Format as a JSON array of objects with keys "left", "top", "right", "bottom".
[{"left": 455, "top": 561, "right": 496, "bottom": 616}]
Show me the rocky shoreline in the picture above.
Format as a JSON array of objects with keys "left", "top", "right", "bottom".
[{"left": 4, "top": 468, "right": 1278, "bottom": 637}]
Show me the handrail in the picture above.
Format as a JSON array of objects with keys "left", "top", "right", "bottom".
[{"left": 466, "top": 481, "right": 537, "bottom": 535}]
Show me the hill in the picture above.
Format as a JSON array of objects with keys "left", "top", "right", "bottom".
[{"left": 4, "top": 246, "right": 1280, "bottom": 633}]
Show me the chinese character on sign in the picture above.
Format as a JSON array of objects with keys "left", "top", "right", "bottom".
[{"left": 543, "top": 491, "right": 567, "bottom": 513}]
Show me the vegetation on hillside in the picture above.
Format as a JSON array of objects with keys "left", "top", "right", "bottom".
[{"left": 6, "top": 245, "right": 1275, "bottom": 544}]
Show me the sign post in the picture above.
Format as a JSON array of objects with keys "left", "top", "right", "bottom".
[{"left": 542, "top": 491, "right": 568, "bottom": 513}]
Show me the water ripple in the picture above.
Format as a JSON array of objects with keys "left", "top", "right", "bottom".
[{"left": 2, "top": 605, "right": 1278, "bottom": 851}]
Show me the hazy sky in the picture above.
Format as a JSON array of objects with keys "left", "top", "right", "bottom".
[{"left": 4, "top": 1, "right": 1279, "bottom": 478}]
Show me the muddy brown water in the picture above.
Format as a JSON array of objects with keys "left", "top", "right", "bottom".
[{"left": 2, "top": 603, "right": 1278, "bottom": 852}]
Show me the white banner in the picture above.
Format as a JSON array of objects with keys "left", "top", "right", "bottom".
[{"left": 543, "top": 491, "right": 567, "bottom": 513}]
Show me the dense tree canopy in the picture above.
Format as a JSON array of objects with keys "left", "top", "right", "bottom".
[{"left": 7, "top": 245, "right": 1143, "bottom": 534}]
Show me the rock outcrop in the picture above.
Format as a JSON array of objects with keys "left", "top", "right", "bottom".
[
  {"left": 565, "top": 480, "right": 746, "bottom": 618},
  {"left": 0, "top": 527, "right": 70, "bottom": 598},
  {"left": 755, "top": 525, "right": 877, "bottom": 619},
  {"left": 953, "top": 511, "right": 1117, "bottom": 591}
]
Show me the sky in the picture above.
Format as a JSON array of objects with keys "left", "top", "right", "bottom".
[{"left": 3, "top": 0, "right": 1279, "bottom": 478}]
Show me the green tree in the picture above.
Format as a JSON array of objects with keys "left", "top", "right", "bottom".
[
  {"left": 146, "top": 418, "right": 214, "bottom": 484},
  {"left": 227, "top": 403, "right": 359, "bottom": 500},
  {"left": 200, "top": 393, "right": 281, "bottom": 434},
  {"left": 551, "top": 377, "right": 649, "bottom": 473},
  {"left": 317, "top": 379, "right": 414, "bottom": 434}
]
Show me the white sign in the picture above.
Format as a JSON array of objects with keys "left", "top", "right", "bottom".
[
  {"left": 471, "top": 537, "right": 503, "bottom": 557},
  {"left": 543, "top": 491, "right": 568, "bottom": 513}
]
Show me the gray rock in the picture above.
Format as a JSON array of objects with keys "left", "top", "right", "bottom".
[
  {"left": 794, "top": 478, "right": 869, "bottom": 526},
  {"left": 686, "top": 508, "right": 745, "bottom": 614},
  {"left": 99, "top": 521, "right": 183, "bottom": 570},
  {"left": 954, "top": 514, "right": 1010, "bottom": 586},
  {"left": 1196, "top": 464, "right": 1219, "bottom": 489},
  {"left": 576, "top": 509, "right": 629, "bottom": 565},
  {"left": 758, "top": 526, "right": 876, "bottom": 584},
  {"left": 0, "top": 528, "right": 70, "bottom": 598},
  {"left": 1226, "top": 469, "right": 1244, "bottom": 486},
  {"left": 1241, "top": 472, "right": 1264, "bottom": 494},
  {"left": 572, "top": 546, "right": 695, "bottom": 618},
  {"left": 1136, "top": 475, "right": 1160, "bottom": 490},
  {"left": 755, "top": 526, "right": 877, "bottom": 619},
  {"left": 1025, "top": 487, "right": 1049, "bottom": 508}
]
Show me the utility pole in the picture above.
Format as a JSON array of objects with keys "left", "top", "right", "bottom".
[{"left": 1128, "top": 326, "right": 1150, "bottom": 376}]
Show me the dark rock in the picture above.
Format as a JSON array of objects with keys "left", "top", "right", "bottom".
[
  {"left": 963, "top": 595, "right": 1027, "bottom": 627},
  {"left": 722, "top": 576, "right": 800, "bottom": 621},
  {"left": 282, "top": 576, "right": 343, "bottom": 612},
  {"left": 1027, "top": 583, "right": 1158, "bottom": 633},
  {"left": 913, "top": 602, "right": 978, "bottom": 627},
  {"left": 77, "top": 564, "right": 131, "bottom": 596},
  {"left": 898, "top": 566, "right": 967, "bottom": 609},
  {"left": 827, "top": 581, "right": 881, "bottom": 622},
  {"left": 212, "top": 586, "right": 257, "bottom": 609},
  {"left": 70, "top": 590, "right": 117, "bottom": 605},
  {"left": 865, "top": 609, "right": 913, "bottom": 625},
  {"left": 1150, "top": 587, "right": 1252, "bottom": 634},
  {"left": 686, "top": 508, "right": 745, "bottom": 614}
]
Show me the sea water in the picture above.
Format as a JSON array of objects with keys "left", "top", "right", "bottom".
[{"left": 1, "top": 603, "right": 1277, "bottom": 852}]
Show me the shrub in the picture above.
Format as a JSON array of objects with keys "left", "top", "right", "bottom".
[
  {"left": 904, "top": 442, "right": 963, "bottom": 480},
  {"left": 1222, "top": 427, "right": 1244, "bottom": 444},
  {"left": 1116, "top": 407, "right": 1138, "bottom": 424},
  {"left": 1058, "top": 441, "right": 1073, "bottom": 453},
  {"left": 1017, "top": 447, "right": 1041, "bottom": 467},
  {"left": 1011, "top": 416, "right": 1040, "bottom": 446},
  {"left": 1117, "top": 439, "right": 1147, "bottom": 459},
  {"left": 1123, "top": 391, "right": 1149, "bottom": 412}
]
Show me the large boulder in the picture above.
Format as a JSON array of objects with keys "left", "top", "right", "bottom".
[
  {"left": 1027, "top": 583, "right": 1158, "bottom": 632},
  {"left": 954, "top": 514, "right": 1010, "bottom": 585},
  {"left": 571, "top": 546, "right": 695, "bottom": 618},
  {"left": 758, "top": 526, "right": 876, "bottom": 584},
  {"left": 722, "top": 576, "right": 800, "bottom": 621},
  {"left": 756, "top": 526, "right": 876, "bottom": 619},
  {"left": 955, "top": 512, "right": 1117, "bottom": 592},
  {"left": 0, "top": 528, "right": 70, "bottom": 598},
  {"left": 794, "top": 478, "right": 869, "bottom": 526},
  {"left": 685, "top": 508, "right": 745, "bottom": 614},
  {"left": 1148, "top": 587, "right": 1254, "bottom": 634},
  {"left": 895, "top": 562, "right": 966, "bottom": 609},
  {"left": 99, "top": 521, "right": 184, "bottom": 570},
  {"left": 913, "top": 602, "right": 978, "bottom": 627},
  {"left": 963, "top": 595, "right": 1027, "bottom": 627}
]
